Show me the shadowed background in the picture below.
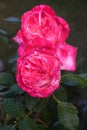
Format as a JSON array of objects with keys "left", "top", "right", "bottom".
[
  {"left": 0, "top": 0, "right": 87, "bottom": 73},
  {"left": 0, "top": 0, "right": 87, "bottom": 129}
]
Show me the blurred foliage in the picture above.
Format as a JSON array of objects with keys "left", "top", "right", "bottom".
[
  {"left": 0, "top": 53, "right": 87, "bottom": 130},
  {"left": 0, "top": 17, "right": 87, "bottom": 130}
]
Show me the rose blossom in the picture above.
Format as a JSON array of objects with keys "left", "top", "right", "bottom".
[
  {"left": 13, "top": 4, "right": 77, "bottom": 98},
  {"left": 16, "top": 49, "right": 60, "bottom": 98},
  {"left": 13, "top": 4, "right": 70, "bottom": 45},
  {"left": 17, "top": 37, "right": 56, "bottom": 57},
  {"left": 17, "top": 37, "right": 77, "bottom": 72}
]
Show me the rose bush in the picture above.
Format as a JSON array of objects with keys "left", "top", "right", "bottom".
[
  {"left": 13, "top": 4, "right": 77, "bottom": 98},
  {"left": 2, "top": 4, "right": 87, "bottom": 130}
]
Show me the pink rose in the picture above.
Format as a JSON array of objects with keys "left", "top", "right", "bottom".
[
  {"left": 16, "top": 50, "right": 60, "bottom": 98},
  {"left": 17, "top": 37, "right": 56, "bottom": 57},
  {"left": 56, "top": 42, "right": 77, "bottom": 71},
  {"left": 13, "top": 4, "right": 77, "bottom": 98},
  {"left": 13, "top": 4, "right": 70, "bottom": 45},
  {"left": 17, "top": 38, "right": 77, "bottom": 72}
]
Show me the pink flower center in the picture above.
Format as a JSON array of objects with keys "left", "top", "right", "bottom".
[{"left": 21, "top": 53, "right": 59, "bottom": 88}]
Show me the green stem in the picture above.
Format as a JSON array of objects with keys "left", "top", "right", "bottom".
[
  {"left": 36, "top": 118, "right": 50, "bottom": 130},
  {"left": 52, "top": 94, "right": 60, "bottom": 104},
  {"left": 11, "top": 110, "right": 32, "bottom": 130},
  {"left": 24, "top": 110, "right": 32, "bottom": 119}
]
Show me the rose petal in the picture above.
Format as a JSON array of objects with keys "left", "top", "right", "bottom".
[
  {"left": 18, "top": 44, "right": 25, "bottom": 56},
  {"left": 21, "top": 10, "right": 58, "bottom": 43},
  {"left": 56, "top": 42, "right": 77, "bottom": 71},
  {"left": 13, "top": 30, "right": 23, "bottom": 45},
  {"left": 55, "top": 16, "right": 70, "bottom": 42},
  {"left": 16, "top": 52, "right": 60, "bottom": 98},
  {"left": 31, "top": 4, "right": 56, "bottom": 16},
  {"left": 21, "top": 4, "right": 70, "bottom": 44}
]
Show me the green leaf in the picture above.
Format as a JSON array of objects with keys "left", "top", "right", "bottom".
[
  {"left": 52, "top": 121, "right": 67, "bottom": 130},
  {"left": 0, "top": 72, "right": 15, "bottom": 85},
  {"left": 0, "top": 85, "right": 10, "bottom": 96},
  {"left": 3, "top": 98, "right": 25, "bottom": 118},
  {"left": 0, "top": 29, "right": 9, "bottom": 36},
  {"left": 79, "top": 73, "right": 87, "bottom": 78},
  {"left": 19, "top": 117, "right": 38, "bottom": 130},
  {"left": 5, "top": 17, "right": 20, "bottom": 23},
  {"left": 0, "top": 85, "right": 7, "bottom": 91},
  {"left": 25, "top": 94, "right": 40, "bottom": 111},
  {"left": 57, "top": 101, "right": 79, "bottom": 130},
  {"left": 54, "top": 87, "right": 68, "bottom": 101},
  {"left": 43, "top": 107, "right": 52, "bottom": 125},
  {"left": 0, "top": 125, "right": 16, "bottom": 130},
  {"left": 0, "top": 90, "right": 10, "bottom": 96},
  {"left": 37, "top": 125, "right": 47, "bottom": 130},
  {"left": 0, "top": 34, "right": 9, "bottom": 43},
  {"left": 10, "top": 84, "right": 24, "bottom": 95},
  {"left": 12, "top": 63, "right": 16, "bottom": 72},
  {"left": 33, "top": 99, "right": 45, "bottom": 112},
  {"left": 8, "top": 54, "right": 18, "bottom": 63},
  {"left": 62, "top": 73, "right": 87, "bottom": 88}
]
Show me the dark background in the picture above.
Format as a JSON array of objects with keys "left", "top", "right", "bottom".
[
  {"left": 0, "top": 0, "right": 87, "bottom": 73},
  {"left": 0, "top": 0, "right": 87, "bottom": 129}
]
